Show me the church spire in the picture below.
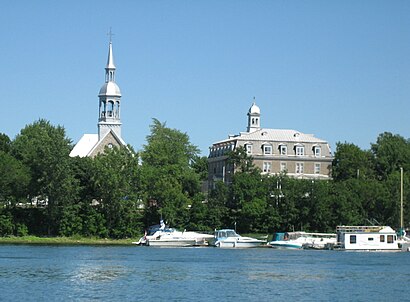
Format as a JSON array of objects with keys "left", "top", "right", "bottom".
[
  {"left": 98, "top": 33, "right": 122, "bottom": 140},
  {"left": 105, "top": 41, "right": 116, "bottom": 81}
]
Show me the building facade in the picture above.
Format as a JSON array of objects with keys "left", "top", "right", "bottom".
[
  {"left": 208, "top": 102, "right": 333, "bottom": 187},
  {"left": 70, "top": 40, "right": 126, "bottom": 158}
]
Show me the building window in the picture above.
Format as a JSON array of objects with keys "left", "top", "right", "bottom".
[
  {"left": 295, "top": 145, "right": 304, "bottom": 156},
  {"left": 314, "top": 163, "right": 321, "bottom": 174},
  {"left": 314, "top": 146, "right": 321, "bottom": 157},
  {"left": 263, "top": 162, "right": 272, "bottom": 173},
  {"left": 263, "top": 145, "right": 272, "bottom": 155},
  {"left": 280, "top": 162, "right": 287, "bottom": 172},
  {"left": 350, "top": 235, "right": 357, "bottom": 244},
  {"left": 279, "top": 145, "right": 287, "bottom": 155},
  {"left": 296, "top": 162, "right": 304, "bottom": 174},
  {"left": 380, "top": 235, "right": 385, "bottom": 242},
  {"left": 246, "top": 144, "right": 252, "bottom": 155}
]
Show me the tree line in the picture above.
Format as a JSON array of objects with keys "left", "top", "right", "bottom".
[{"left": 0, "top": 119, "right": 409, "bottom": 238}]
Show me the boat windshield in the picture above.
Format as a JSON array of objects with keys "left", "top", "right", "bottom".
[
  {"left": 147, "top": 226, "right": 175, "bottom": 236},
  {"left": 216, "top": 230, "right": 239, "bottom": 238}
]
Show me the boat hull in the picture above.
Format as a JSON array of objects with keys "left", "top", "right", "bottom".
[
  {"left": 269, "top": 242, "right": 303, "bottom": 249},
  {"left": 215, "top": 239, "right": 265, "bottom": 248},
  {"left": 147, "top": 238, "right": 197, "bottom": 247}
]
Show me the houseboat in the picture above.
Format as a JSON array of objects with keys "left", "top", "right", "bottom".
[{"left": 336, "top": 226, "right": 400, "bottom": 251}]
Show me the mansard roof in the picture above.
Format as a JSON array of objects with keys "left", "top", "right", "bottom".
[{"left": 213, "top": 128, "right": 328, "bottom": 146}]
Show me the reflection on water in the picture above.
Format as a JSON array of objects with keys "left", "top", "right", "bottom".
[
  {"left": 72, "top": 265, "right": 129, "bottom": 283},
  {"left": 0, "top": 245, "right": 409, "bottom": 301}
]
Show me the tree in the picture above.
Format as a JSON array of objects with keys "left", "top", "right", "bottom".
[
  {"left": 332, "top": 142, "right": 374, "bottom": 181},
  {"left": 0, "top": 151, "right": 30, "bottom": 206},
  {"left": 191, "top": 155, "right": 209, "bottom": 181},
  {"left": 0, "top": 133, "right": 11, "bottom": 153},
  {"left": 140, "top": 119, "right": 201, "bottom": 228},
  {"left": 206, "top": 181, "right": 229, "bottom": 230},
  {"left": 92, "top": 145, "right": 143, "bottom": 238},
  {"left": 371, "top": 132, "right": 410, "bottom": 180},
  {"left": 11, "top": 119, "right": 78, "bottom": 235},
  {"left": 227, "top": 146, "right": 257, "bottom": 173}
]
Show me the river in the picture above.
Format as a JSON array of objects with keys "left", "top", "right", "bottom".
[{"left": 0, "top": 245, "right": 409, "bottom": 301}]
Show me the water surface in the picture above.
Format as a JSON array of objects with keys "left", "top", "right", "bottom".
[{"left": 0, "top": 245, "right": 409, "bottom": 301}]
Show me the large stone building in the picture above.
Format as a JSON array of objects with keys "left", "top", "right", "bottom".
[
  {"left": 208, "top": 102, "right": 333, "bottom": 187},
  {"left": 70, "top": 40, "right": 126, "bottom": 157}
]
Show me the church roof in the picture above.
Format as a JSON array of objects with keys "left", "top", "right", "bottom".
[
  {"left": 214, "top": 128, "right": 328, "bottom": 145},
  {"left": 69, "top": 134, "right": 99, "bottom": 157},
  {"left": 70, "top": 129, "right": 127, "bottom": 158}
]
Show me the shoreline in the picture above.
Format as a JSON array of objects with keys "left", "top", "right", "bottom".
[{"left": 0, "top": 236, "right": 138, "bottom": 246}]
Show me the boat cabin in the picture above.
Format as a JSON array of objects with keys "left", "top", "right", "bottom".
[{"left": 336, "top": 226, "right": 400, "bottom": 251}]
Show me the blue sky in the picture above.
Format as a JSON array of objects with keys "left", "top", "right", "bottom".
[{"left": 2, "top": 1, "right": 409, "bottom": 155}]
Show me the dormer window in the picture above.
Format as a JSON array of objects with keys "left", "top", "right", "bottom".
[
  {"left": 279, "top": 145, "right": 287, "bottom": 156},
  {"left": 314, "top": 146, "right": 321, "bottom": 157},
  {"left": 295, "top": 145, "right": 304, "bottom": 156},
  {"left": 263, "top": 144, "right": 272, "bottom": 155}
]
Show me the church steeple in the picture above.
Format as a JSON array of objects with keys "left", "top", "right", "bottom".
[{"left": 98, "top": 37, "right": 122, "bottom": 140}]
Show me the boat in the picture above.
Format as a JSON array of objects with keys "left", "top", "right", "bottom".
[
  {"left": 134, "top": 220, "right": 214, "bottom": 247},
  {"left": 269, "top": 232, "right": 336, "bottom": 250},
  {"left": 335, "top": 225, "right": 401, "bottom": 251},
  {"left": 213, "top": 229, "right": 266, "bottom": 248}
]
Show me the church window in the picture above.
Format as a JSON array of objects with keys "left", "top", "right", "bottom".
[{"left": 246, "top": 144, "right": 252, "bottom": 154}]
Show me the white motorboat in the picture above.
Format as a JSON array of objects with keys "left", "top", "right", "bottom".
[
  {"left": 269, "top": 232, "right": 336, "bottom": 249},
  {"left": 213, "top": 229, "right": 266, "bottom": 248},
  {"left": 134, "top": 220, "right": 214, "bottom": 247},
  {"left": 336, "top": 226, "right": 401, "bottom": 251}
]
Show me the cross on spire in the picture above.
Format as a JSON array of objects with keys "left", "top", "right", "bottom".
[{"left": 107, "top": 27, "right": 115, "bottom": 42}]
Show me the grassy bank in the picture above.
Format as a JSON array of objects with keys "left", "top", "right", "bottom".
[{"left": 0, "top": 236, "right": 139, "bottom": 246}]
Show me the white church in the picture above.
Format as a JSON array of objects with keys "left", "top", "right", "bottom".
[{"left": 70, "top": 40, "right": 127, "bottom": 157}]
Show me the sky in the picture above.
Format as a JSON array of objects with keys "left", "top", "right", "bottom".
[{"left": 1, "top": 1, "right": 409, "bottom": 155}]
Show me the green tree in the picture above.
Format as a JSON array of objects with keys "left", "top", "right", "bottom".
[
  {"left": 227, "top": 146, "right": 256, "bottom": 173},
  {"left": 371, "top": 132, "right": 410, "bottom": 180},
  {"left": 11, "top": 119, "right": 78, "bottom": 235},
  {"left": 191, "top": 155, "right": 209, "bottom": 181},
  {"left": 0, "top": 133, "right": 11, "bottom": 153},
  {"left": 0, "top": 151, "right": 30, "bottom": 206},
  {"left": 206, "top": 181, "right": 229, "bottom": 230},
  {"left": 332, "top": 142, "right": 374, "bottom": 181},
  {"left": 140, "top": 119, "right": 201, "bottom": 228},
  {"left": 229, "top": 169, "right": 265, "bottom": 232},
  {"left": 92, "top": 145, "right": 143, "bottom": 238}
]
